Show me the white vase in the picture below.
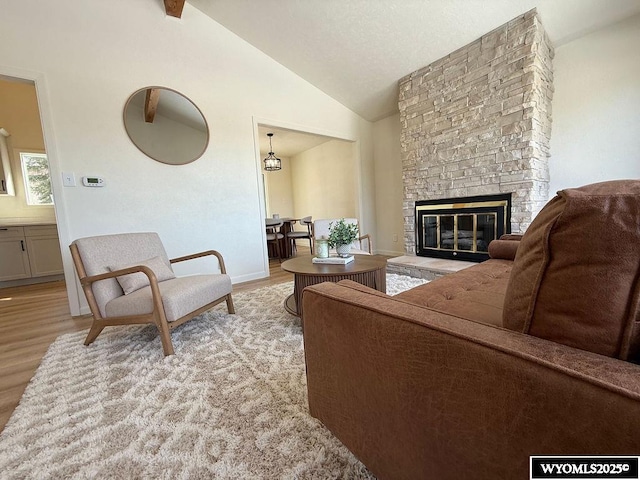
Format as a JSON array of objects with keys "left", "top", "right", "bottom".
[{"left": 336, "top": 244, "right": 351, "bottom": 257}]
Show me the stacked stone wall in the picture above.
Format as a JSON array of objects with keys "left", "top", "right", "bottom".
[{"left": 400, "top": 9, "right": 554, "bottom": 254}]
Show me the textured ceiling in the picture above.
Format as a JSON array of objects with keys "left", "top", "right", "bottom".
[{"left": 192, "top": 0, "right": 640, "bottom": 122}]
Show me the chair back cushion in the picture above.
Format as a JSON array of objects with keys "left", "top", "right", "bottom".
[
  {"left": 73, "top": 232, "right": 171, "bottom": 316},
  {"left": 314, "top": 218, "right": 361, "bottom": 250},
  {"left": 503, "top": 180, "right": 640, "bottom": 360}
]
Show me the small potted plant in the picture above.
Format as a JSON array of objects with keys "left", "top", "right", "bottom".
[{"left": 328, "top": 219, "right": 359, "bottom": 257}]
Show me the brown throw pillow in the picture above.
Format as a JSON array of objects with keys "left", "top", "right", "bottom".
[{"left": 503, "top": 180, "right": 640, "bottom": 360}]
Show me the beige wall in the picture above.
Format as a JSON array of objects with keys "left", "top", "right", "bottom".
[
  {"left": 291, "top": 139, "right": 357, "bottom": 221},
  {"left": 372, "top": 113, "right": 404, "bottom": 256},
  {"left": 264, "top": 139, "right": 362, "bottom": 239},
  {"left": 0, "top": 79, "right": 55, "bottom": 223},
  {"left": 264, "top": 156, "right": 294, "bottom": 218}
]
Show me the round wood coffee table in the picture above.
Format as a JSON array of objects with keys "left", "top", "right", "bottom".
[{"left": 281, "top": 255, "right": 387, "bottom": 317}]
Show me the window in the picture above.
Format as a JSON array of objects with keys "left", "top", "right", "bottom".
[{"left": 20, "top": 152, "right": 53, "bottom": 205}]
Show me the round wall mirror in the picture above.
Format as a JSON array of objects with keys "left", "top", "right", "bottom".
[{"left": 123, "top": 87, "right": 209, "bottom": 165}]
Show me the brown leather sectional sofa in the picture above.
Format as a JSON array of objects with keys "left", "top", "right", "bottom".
[{"left": 302, "top": 180, "right": 640, "bottom": 480}]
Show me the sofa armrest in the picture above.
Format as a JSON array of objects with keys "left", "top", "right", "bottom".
[
  {"left": 499, "top": 233, "right": 523, "bottom": 241},
  {"left": 487, "top": 239, "right": 519, "bottom": 260},
  {"left": 302, "top": 281, "right": 640, "bottom": 480},
  {"left": 331, "top": 279, "right": 391, "bottom": 298}
]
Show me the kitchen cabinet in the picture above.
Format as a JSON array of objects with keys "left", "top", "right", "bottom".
[
  {"left": 24, "top": 226, "right": 64, "bottom": 277},
  {"left": 0, "top": 225, "right": 63, "bottom": 282},
  {"left": 0, "top": 227, "right": 31, "bottom": 281}
]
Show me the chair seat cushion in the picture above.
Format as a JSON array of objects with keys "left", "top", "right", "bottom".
[{"left": 105, "top": 274, "right": 232, "bottom": 322}]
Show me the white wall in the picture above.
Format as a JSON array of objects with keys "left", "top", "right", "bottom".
[
  {"left": 550, "top": 14, "right": 640, "bottom": 195},
  {"left": 372, "top": 113, "right": 404, "bottom": 256},
  {"left": 0, "top": 0, "right": 372, "bottom": 315}
]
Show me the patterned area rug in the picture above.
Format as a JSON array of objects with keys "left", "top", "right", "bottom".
[{"left": 0, "top": 274, "right": 426, "bottom": 479}]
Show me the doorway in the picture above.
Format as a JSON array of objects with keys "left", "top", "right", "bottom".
[
  {"left": 0, "top": 74, "right": 65, "bottom": 288},
  {"left": 256, "top": 123, "right": 359, "bottom": 265},
  {"left": 257, "top": 124, "right": 358, "bottom": 223}
]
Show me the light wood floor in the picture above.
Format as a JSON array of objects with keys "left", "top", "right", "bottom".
[{"left": 0, "top": 254, "right": 298, "bottom": 433}]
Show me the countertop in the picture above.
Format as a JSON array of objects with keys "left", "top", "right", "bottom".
[{"left": 0, "top": 220, "right": 57, "bottom": 227}]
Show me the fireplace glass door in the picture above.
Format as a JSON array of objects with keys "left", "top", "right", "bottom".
[
  {"left": 422, "top": 213, "right": 496, "bottom": 253},
  {"left": 416, "top": 194, "right": 511, "bottom": 262}
]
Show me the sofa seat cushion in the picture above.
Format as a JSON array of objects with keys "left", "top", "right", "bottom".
[
  {"left": 105, "top": 274, "right": 232, "bottom": 322},
  {"left": 503, "top": 180, "right": 640, "bottom": 360},
  {"left": 394, "top": 259, "right": 513, "bottom": 327}
]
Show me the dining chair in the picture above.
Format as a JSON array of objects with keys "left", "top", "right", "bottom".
[
  {"left": 265, "top": 218, "right": 285, "bottom": 262},
  {"left": 286, "top": 216, "right": 314, "bottom": 254}
]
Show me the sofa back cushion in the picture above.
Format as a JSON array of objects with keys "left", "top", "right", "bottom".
[{"left": 503, "top": 180, "right": 640, "bottom": 360}]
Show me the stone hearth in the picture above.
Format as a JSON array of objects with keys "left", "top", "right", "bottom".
[
  {"left": 399, "top": 9, "right": 554, "bottom": 255},
  {"left": 387, "top": 256, "right": 476, "bottom": 281}
]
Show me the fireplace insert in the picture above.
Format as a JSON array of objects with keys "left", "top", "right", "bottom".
[{"left": 415, "top": 193, "right": 511, "bottom": 262}]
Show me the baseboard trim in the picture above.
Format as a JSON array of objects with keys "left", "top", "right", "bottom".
[
  {"left": 0, "top": 274, "right": 65, "bottom": 289},
  {"left": 375, "top": 249, "right": 406, "bottom": 257},
  {"left": 231, "top": 271, "right": 269, "bottom": 284}
]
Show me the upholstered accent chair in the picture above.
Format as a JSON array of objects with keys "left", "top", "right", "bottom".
[
  {"left": 70, "top": 232, "right": 234, "bottom": 356},
  {"left": 313, "top": 218, "right": 372, "bottom": 255},
  {"left": 286, "top": 216, "right": 314, "bottom": 254}
]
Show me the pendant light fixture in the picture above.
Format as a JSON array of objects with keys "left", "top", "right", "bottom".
[{"left": 263, "top": 133, "right": 282, "bottom": 171}]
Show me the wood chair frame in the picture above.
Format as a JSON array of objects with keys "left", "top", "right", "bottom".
[
  {"left": 358, "top": 233, "right": 373, "bottom": 253},
  {"left": 288, "top": 218, "right": 315, "bottom": 255},
  {"left": 70, "top": 244, "right": 235, "bottom": 356}
]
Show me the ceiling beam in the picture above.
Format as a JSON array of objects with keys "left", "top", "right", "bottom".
[
  {"left": 164, "top": 0, "right": 185, "bottom": 18},
  {"left": 144, "top": 88, "right": 160, "bottom": 123}
]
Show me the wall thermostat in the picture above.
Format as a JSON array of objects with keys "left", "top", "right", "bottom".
[{"left": 82, "top": 176, "right": 105, "bottom": 187}]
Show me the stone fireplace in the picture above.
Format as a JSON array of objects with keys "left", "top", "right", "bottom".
[{"left": 399, "top": 9, "right": 554, "bottom": 256}]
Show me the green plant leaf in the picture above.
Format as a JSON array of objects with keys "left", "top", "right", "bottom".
[{"left": 327, "top": 219, "right": 359, "bottom": 248}]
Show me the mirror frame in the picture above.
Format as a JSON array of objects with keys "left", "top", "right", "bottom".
[{"left": 123, "top": 86, "right": 210, "bottom": 165}]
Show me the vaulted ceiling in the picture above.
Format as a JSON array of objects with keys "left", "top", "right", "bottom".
[{"left": 191, "top": 0, "right": 640, "bottom": 122}]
